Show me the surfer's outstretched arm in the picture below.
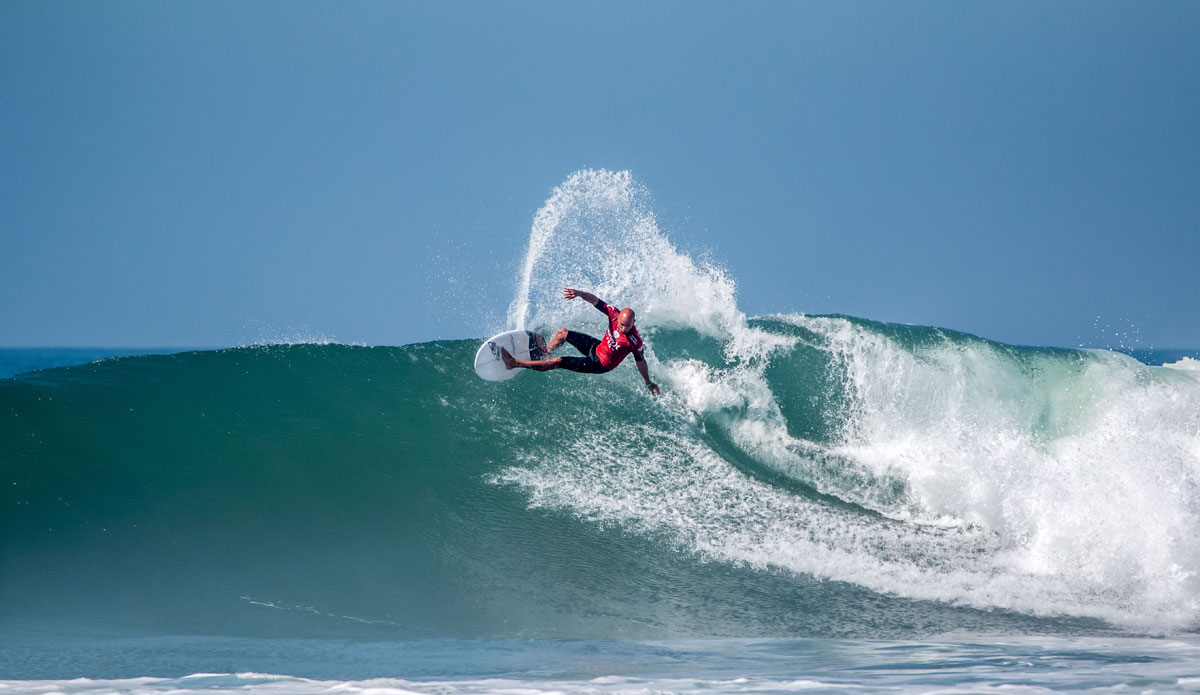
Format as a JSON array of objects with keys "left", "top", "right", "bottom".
[
  {"left": 563, "top": 288, "right": 605, "bottom": 311},
  {"left": 635, "top": 356, "right": 661, "bottom": 396}
]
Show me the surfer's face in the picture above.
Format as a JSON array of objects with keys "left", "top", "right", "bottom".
[{"left": 616, "top": 312, "right": 635, "bottom": 335}]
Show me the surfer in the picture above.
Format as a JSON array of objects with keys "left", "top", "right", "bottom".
[{"left": 500, "top": 288, "right": 661, "bottom": 396}]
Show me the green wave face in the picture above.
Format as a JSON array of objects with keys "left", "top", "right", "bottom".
[
  {"left": 0, "top": 341, "right": 850, "bottom": 639},
  {"left": 3, "top": 319, "right": 1199, "bottom": 638}
]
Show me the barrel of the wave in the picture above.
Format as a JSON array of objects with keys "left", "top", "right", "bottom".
[{"left": 474, "top": 330, "right": 548, "bottom": 381}]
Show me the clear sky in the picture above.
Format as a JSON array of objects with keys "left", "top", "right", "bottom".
[{"left": 2, "top": 1, "right": 1197, "bottom": 349}]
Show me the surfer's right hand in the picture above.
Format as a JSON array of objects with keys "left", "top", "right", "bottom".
[{"left": 563, "top": 288, "right": 578, "bottom": 300}]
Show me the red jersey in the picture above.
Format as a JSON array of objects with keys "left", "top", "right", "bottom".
[{"left": 595, "top": 301, "right": 645, "bottom": 369}]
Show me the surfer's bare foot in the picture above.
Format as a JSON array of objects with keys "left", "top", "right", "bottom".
[{"left": 499, "top": 347, "right": 517, "bottom": 370}]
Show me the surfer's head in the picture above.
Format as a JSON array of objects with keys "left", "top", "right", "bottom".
[{"left": 616, "top": 308, "right": 636, "bottom": 335}]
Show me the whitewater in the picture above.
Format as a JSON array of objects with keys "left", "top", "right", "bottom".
[
  {"left": 503, "top": 169, "right": 1200, "bottom": 632},
  {"left": 3, "top": 169, "right": 1200, "bottom": 692}
]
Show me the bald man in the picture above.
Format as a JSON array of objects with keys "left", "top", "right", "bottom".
[{"left": 500, "top": 288, "right": 660, "bottom": 396}]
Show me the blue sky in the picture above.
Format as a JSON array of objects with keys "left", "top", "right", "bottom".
[{"left": 2, "top": 1, "right": 1197, "bottom": 348}]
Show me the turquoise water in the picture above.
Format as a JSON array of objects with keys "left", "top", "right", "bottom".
[
  {"left": 0, "top": 335, "right": 1110, "bottom": 640},
  {"left": 3, "top": 327, "right": 1200, "bottom": 689},
  {"left": 0, "top": 347, "right": 202, "bottom": 380},
  {"left": 6, "top": 625, "right": 1200, "bottom": 693},
  {"left": 4, "top": 171, "right": 1199, "bottom": 691}
]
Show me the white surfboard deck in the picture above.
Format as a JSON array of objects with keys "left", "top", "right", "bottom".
[{"left": 474, "top": 330, "right": 548, "bottom": 381}]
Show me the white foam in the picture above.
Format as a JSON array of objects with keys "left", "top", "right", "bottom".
[
  {"left": 1165, "top": 356, "right": 1200, "bottom": 374},
  {"left": 779, "top": 314, "right": 1200, "bottom": 629},
  {"left": 13, "top": 639, "right": 1200, "bottom": 695},
  {"left": 499, "top": 170, "right": 1200, "bottom": 632}
]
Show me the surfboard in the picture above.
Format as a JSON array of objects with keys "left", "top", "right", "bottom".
[{"left": 474, "top": 329, "right": 548, "bottom": 381}]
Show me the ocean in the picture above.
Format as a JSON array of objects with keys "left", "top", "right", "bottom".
[{"left": 3, "top": 170, "right": 1200, "bottom": 693}]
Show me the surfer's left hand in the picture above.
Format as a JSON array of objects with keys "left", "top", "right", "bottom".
[{"left": 647, "top": 382, "right": 661, "bottom": 397}]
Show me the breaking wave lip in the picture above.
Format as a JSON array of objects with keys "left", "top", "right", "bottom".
[
  {"left": 499, "top": 168, "right": 1200, "bottom": 633},
  {"left": 235, "top": 318, "right": 371, "bottom": 347}
]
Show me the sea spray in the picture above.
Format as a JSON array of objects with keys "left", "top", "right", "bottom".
[
  {"left": 507, "top": 169, "right": 758, "bottom": 350},
  {"left": 495, "top": 170, "right": 1200, "bottom": 631}
]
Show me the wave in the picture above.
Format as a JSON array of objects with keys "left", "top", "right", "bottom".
[{"left": 3, "top": 170, "right": 1198, "bottom": 638}]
